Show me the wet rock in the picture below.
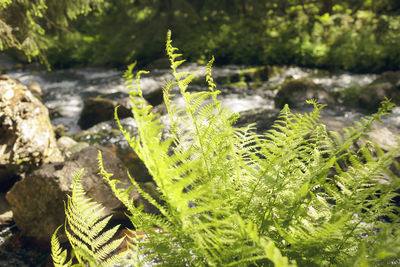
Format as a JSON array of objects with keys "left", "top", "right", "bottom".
[
  {"left": 365, "top": 123, "right": 400, "bottom": 152},
  {"left": 235, "top": 108, "right": 279, "bottom": 133},
  {"left": 0, "top": 75, "right": 62, "bottom": 185},
  {"left": 318, "top": 115, "right": 353, "bottom": 133},
  {"left": 74, "top": 118, "right": 153, "bottom": 183},
  {"left": 53, "top": 124, "right": 67, "bottom": 138},
  {"left": 319, "top": 115, "right": 400, "bottom": 153},
  {"left": 145, "top": 58, "right": 171, "bottom": 69},
  {"left": 215, "top": 66, "right": 269, "bottom": 85},
  {"left": 27, "top": 82, "right": 42, "bottom": 99},
  {"left": 0, "top": 193, "right": 12, "bottom": 224},
  {"left": 359, "top": 76, "right": 400, "bottom": 111},
  {"left": 0, "top": 211, "right": 12, "bottom": 224},
  {"left": 359, "top": 71, "right": 400, "bottom": 111},
  {"left": 74, "top": 117, "right": 138, "bottom": 146},
  {"left": 137, "top": 182, "right": 162, "bottom": 214},
  {"left": 239, "top": 66, "right": 269, "bottom": 83},
  {"left": 0, "top": 231, "right": 50, "bottom": 266},
  {"left": 6, "top": 145, "right": 153, "bottom": 243},
  {"left": 57, "top": 136, "right": 77, "bottom": 151},
  {"left": 78, "top": 97, "right": 132, "bottom": 129},
  {"left": 143, "top": 87, "right": 163, "bottom": 106},
  {"left": 56, "top": 136, "right": 90, "bottom": 159},
  {"left": 374, "top": 71, "right": 400, "bottom": 86},
  {"left": 275, "top": 78, "right": 335, "bottom": 109}
]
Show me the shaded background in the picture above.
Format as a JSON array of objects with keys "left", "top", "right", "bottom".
[{"left": 1, "top": 0, "right": 400, "bottom": 72}]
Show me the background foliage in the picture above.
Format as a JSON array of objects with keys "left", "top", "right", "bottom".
[
  {"left": 1, "top": 0, "right": 400, "bottom": 72},
  {"left": 0, "top": 0, "right": 103, "bottom": 66}
]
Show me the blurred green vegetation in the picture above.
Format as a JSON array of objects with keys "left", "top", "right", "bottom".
[
  {"left": 0, "top": 0, "right": 104, "bottom": 66},
  {"left": 2, "top": 0, "right": 400, "bottom": 72}
]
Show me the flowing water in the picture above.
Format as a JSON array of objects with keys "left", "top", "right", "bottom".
[{"left": 6, "top": 64, "right": 379, "bottom": 135}]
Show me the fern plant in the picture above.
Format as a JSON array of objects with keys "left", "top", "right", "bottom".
[
  {"left": 51, "top": 169, "right": 126, "bottom": 267},
  {"left": 53, "top": 31, "right": 400, "bottom": 266}
]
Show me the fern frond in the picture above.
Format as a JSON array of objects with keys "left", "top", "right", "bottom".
[
  {"left": 51, "top": 225, "right": 71, "bottom": 267},
  {"left": 63, "top": 169, "right": 125, "bottom": 266},
  {"left": 62, "top": 34, "right": 400, "bottom": 267}
]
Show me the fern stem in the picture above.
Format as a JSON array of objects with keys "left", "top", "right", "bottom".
[{"left": 170, "top": 63, "right": 213, "bottom": 182}]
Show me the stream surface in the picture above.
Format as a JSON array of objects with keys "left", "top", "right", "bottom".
[{"left": 6, "top": 63, "right": 382, "bottom": 135}]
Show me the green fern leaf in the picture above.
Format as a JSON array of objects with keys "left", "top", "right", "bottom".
[
  {"left": 63, "top": 169, "right": 126, "bottom": 266},
  {"left": 51, "top": 226, "right": 71, "bottom": 267}
]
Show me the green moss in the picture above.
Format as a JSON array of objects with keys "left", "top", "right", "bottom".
[
  {"left": 238, "top": 66, "right": 269, "bottom": 82},
  {"left": 228, "top": 80, "right": 247, "bottom": 88},
  {"left": 334, "top": 85, "right": 363, "bottom": 106}
]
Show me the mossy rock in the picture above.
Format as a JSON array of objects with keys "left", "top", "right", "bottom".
[
  {"left": 215, "top": 66, "right": 269, "bottom": 85},
  {"left": 78, "top": 97, "right": 132, "bottom": 130},
  {"left": 358, "top": 71, "right": 400, "bottom": 111},
  {"left": 275, "top": 77, "right": 335, "bottom": 109},
  {"left": 238, "top": 66, "right": 269, "bottom": 82},
  {"left": 227, "top": 81, "right": 248, "bottom": 91},
  {"left": 235, "top": 108, "right": 280, "bottom": 133},
  {"left": 334, "top": 85, "right": 363, "bottom": 107},
  {"left": 359, "top": 82, "right": 400, "bottom": 111}
]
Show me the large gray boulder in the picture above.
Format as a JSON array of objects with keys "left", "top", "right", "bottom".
[
  {"left": 359, "top": 71, "right": 400, "bottom": 111},
  {"left": 78, "top": 97, "right": 132, "bottom": 129},
  {"left": 235, "top": 108, "right": 279, "bottom": 133},
  {"left": 6, "top": 145, "right": 157, "bottom": 243},
  {"left": 275, "top": 78, "right": 335, "bottom": 109},
  {"left": 0, "top": 75, "right": 62, "bottom": 184},
  {"left": 74, "top": 117, "right": 153, "bottom": 183}
]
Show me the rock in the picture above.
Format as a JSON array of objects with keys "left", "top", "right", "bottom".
[
  {"left": 116, "top": 148, "right": 152, "bottom": 183},
  {"left": 359, "top": 78, "right": 400, "bottom": 111},
  {"left": 57, "top": 136, "right": 77, "bottom": 151},
  {"left": 6, "top": 145, "right": 154, "bottom": 243},
  {"left": 145, "top": 58, "right": 171, "bottom": 69},
  {"left": 152, "top": 103, "right": 168, "bottom": 115},
  {"left": 235, "top": 108, "right": 279, "bottom": 133},
  {"left": 143, "top": 87, "right": 163, "bottom": 106},
  {"left": 0, "top": 210, "right": 12, "bottom": 224},
  {"left": 0, "top": 231, "right": 50, "bottom": 267},
  {"left": 0, "top": 75, "right": 62, "bottom": 185},
  {"left": 215, "top": 66, "right": 269, "bottom": 85},
  {"left": 275, "top": 78, "right": 335, "bottom": 109},
  {"left": 359, "top": 71, "right": 400, "bottom": 111},
  {"left": 238, "top": 66, "right": 269, "bottom": 83},
  {"left": 137, "top": 182, "right": 162, "bottom": 214},
  {"left": 374, "top": 71, "right": 400, "bottom": 86},
  {"left": 27, "top": 82, "right": 42, "bottom": 99},
  {"left": 74, "top": 118, "right": 153, "bottom": 183},
  {"left": 53, "top": 124, "right": 67, "bottom": 138},
  {"left": 226, "top": 81, "right": 248, "bottom": 91},
  {"left": 318, "top": 115, "right": 353, "bottom": 133},
  {"left": 0, "top": 193, "right": 12, "bottom": 224},
  {"left": 56, "top": 136, "right": 89, "bottom": 159},
  {"left": 318, "top": 115, "right": 400, "bottom": 153},
  {"left": 365, "top": 123, "right": 400, "bottom": 152},
  {"left": 74, "top": 117, "right": 138, "bottom": 146},
  {"left": 78, "top": 97, "right": 132, "bottom": 130}
]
